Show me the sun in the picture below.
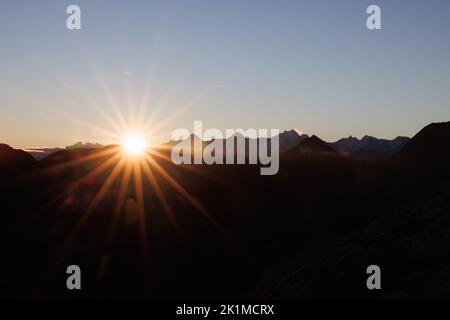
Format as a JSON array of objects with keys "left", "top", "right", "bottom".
[{"left": 122, "top": 133, "right": 148, "bottom": 156}]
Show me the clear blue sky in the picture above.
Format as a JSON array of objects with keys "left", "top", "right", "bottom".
[{"left": 1, "top": 0, "right": 450, "bottom": 148}]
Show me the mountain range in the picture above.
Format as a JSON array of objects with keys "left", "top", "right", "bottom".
[
  {"left": 329, "top": 135, "right": 410, "bottom": 160},
  {"left": 0, "top": 121, "right": 449, "bottom": 299},
  {"left": 25, "top": 142, "right": 104, "bottom": 160},
  {"left": 22, "top": 132, "right": 410, "bottom": 162}
]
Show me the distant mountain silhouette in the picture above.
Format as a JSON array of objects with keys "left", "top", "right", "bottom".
[
  {"left": 0, "top": 143, "right": 36, "bottom": 171},
  {"left": 66, "top": 141, "right": 104, "bottom": 150},
  {"left": 277, "top": 129, "right": 309, "bottom": 152},
  {"left": 329, "top": 135, "right": 410, "bottom": 160},
  {"left": 25, "top": 147, "right": 62, "bottom": 160}
]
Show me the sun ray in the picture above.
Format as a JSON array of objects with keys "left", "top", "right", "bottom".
[
  {"left": 140, "top": 156, "right": 184, "bottom": 240},
  {"left": 85, "top": 157, "right": 127, "bottom": 216},
  {"left": 143, "top": 154, "right": 237, "bottom": 247},
  {"left": 133, "top": 159, "right": 151, "bottom": 285},
  {"left": 123, "top": 66, "right": 136, "bottom": 128},
  {"left": 148, "top": 148, "right": 229, "bottom": 187},
  {"left": 58, "top": 111, "right": 123, "bottom": 142},
  {"left": 55, "top": 147, "right": 120, "bottom": 173},
  {"left": 70, "top": 39, "right": 130, "bottom": 132},
  {"left": 73, "top": 151, "right": 123, "bottom": 187},
  {"left": 89, "top": 99, "right": 128, "bottom": 137},
  {"left": 91, "top": 64, "right": 129, "bottom": 131},
  {"left": 143, "top": 104, "right": 188, "bottom": 138},
  {"left": 45, "top": 149, "right": 122, "bottom": 218},
  {"left": 20, "top": 147, "right": 120, "bottom": 188},
  {"left": 136, "top": 30, "right": 163, "bottom": 128},
  {"left": 56, "top": 78, "right": 128, "bottom": 139},
  {"left": 97, "top": 161, "right": 133, "bottom": 281},
  {"left": 12, "top": 148, "right": 123, "bottom": 247},
  {"left": 53, "top": 157, "right": 127, "bottom": 270},
  {"left": 114, "top": 162, "right": 133, "bottom": 216},
  {"left": 143, "top": 82, "right": 220, "bottom": 137},
  {"left": 139, "top": 70, "right": 187, "bottom": 129}
]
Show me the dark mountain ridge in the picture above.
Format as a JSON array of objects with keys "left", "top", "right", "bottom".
[
  {"left": 393, "top": 121, "right": 450, "bottom": 166},
  {"left": 0, "top": 143, "right": 36, "bottom": 171}
]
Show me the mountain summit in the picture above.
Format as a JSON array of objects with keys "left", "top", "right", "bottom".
[
  {"left": 278, "top": 130, "right": 309, "bottom": 152},
  {"left": 285, "top": 135, "right": 337, "bottom": 157}
]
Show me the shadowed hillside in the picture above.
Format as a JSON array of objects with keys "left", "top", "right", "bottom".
[{"left": 0, "top": 144, "right": 35, "bottom": 171}]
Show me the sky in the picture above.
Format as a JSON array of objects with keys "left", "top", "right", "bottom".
[{"left": 1, "top": 0, "right": 450, "bottom": 148}]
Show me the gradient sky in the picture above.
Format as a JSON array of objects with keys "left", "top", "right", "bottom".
[{"left": 1, "top": 0, "right": 450, "bottom": 148}]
